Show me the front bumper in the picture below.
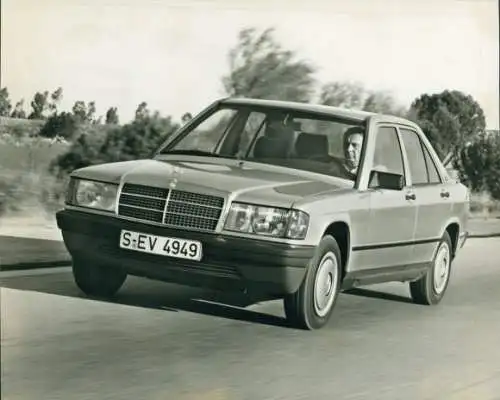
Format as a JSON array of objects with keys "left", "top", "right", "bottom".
[
  {"left": 459, "top": 231, "right": 468, "bottom": 249},
  {"left": 56, "top": 209, "right": 315, "bottom": 296}
]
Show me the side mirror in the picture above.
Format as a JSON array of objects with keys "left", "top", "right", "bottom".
[{"left": 369, "top": 170, "right": 405, "bottom": 191}]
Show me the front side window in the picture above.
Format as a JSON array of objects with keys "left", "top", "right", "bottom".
[
  {"left": 372, "top": 126, "right": 405, "bottom": 176},
  {"left": 368, "top": 126, "right": 406, "bottom": 189},
  {"left": 158, "top": 105, "right": 367, "bottom": 181}
]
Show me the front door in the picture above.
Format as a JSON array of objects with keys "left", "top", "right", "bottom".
[{"left": 351, "top": 125, "right": 418, "bottom": 271}]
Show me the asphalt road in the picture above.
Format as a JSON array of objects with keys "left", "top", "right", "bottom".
[{"left": 1, "top": 238, "right": 500, "bottom": 400}]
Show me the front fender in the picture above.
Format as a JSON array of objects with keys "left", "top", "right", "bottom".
[{"left": 307, "top": 212, "right": 352, "bottom": 245}]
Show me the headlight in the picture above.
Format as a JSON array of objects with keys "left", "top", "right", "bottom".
[
  {"left": 69, "top": 179, "right": 118, "bottom": 212},
  {"left": 223, "top": 202, "right": 309, "bottom": 239}
]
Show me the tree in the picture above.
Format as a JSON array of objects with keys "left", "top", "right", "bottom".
[
  {"left": 408, "top": 90, "right": 486, "bottom": 162},
  {"left": 222, "top": 27, "right": 317, "bottom": 102},
  {"left": 362, "top": 91, "right": 407, "bottom": 117},
  {"left": 48, "top": 87, "right": 63, "bottom": 116},
  {"left": 486, "top": 163, "right": 500, "bottom": 202},
  {"left": 0, "top": 87, "right": 13, "bottom": 117},
  {"left": 476, "top": 133, "right": 500, "bottom": 201},
  {"left": 459, "top": 132, "right": 494, "bottom": 192},
  {"left": 319, "top": 81, "right": 366, "bottom": 109},
  {"left": 181, "top": 112, "right": 192, "bottom": 125},
  {"left": 458, "top": 131, "right": 500, "bottom": 201},
  {"left": 105, "top": 107, "right": 119, "bottom": 124},
  {"left": 86, "top": 101, "right": 96, "bottom": 122},
  {"left": 135, "top": 101, "right": 149, "bottom": 120},
  {"left": 28, "top": 91, "right": 50, "bottom": 119},
  {"left": 72, "top": 100, "right": 88, "bottom": 122},
  {"left": 319, "top": 81, "right": 407, "bottom": 116},
  {"left": 10, "top": 99, "right": 26, "bottom": 119}
]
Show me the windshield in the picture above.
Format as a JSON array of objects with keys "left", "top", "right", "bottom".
[{"left": 158, "top": 105, "right": 367, "bottom": 181}]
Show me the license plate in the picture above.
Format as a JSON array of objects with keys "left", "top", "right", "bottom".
[{"left": 119, "top": 230, "right": 202, "bottom": 261}]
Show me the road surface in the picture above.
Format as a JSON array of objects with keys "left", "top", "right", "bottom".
[{"left": 1, "top": 238, "right": 500, "bottom": 400}]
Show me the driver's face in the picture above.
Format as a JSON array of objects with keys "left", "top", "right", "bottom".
[{"left": 345, "top": 133, "right": 363, "bottom": 168}]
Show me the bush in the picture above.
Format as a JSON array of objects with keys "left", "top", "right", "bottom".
[
  {"left": 38, "top": 112, "right": 78, "bottom": 141},
  {"left": 0, "top": 175, "right": 25, "bottom": 216},
  {"left": 468, "top": 191, "right": 500, "bottom": 217},
  {"left": 38, "top": 173, "right": 70, "bottom": 214},
  {"left": 46, "top": 114, "right": 180, "bottom": 205},
  {"left": 0, "top": 117, "right": 44, "bottom": 138},
  {"left": 484, "top": 136, "right": 500, "bottom": 201},
  {"left": 50, "top": 114, "right": 179, "bottom": 178},
  {"left": 0, "top": 172, "right": 52, "bottom": 217}
]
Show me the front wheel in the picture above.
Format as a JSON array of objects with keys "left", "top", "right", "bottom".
[
  {"left": 410, "top": 231, "right": 453, "bottom": 305},
  {"left": 284, "top": 235, "right": 342, "bottom": 330},
  {"left": 72, "top": 258, "right": 127, "bottom": 298}
]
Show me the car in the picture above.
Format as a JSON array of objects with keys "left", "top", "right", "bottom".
[{"left": 56, "top": 97, "right": 470, "bottom": 330}]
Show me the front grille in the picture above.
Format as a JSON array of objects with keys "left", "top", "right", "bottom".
[
  {"left": 117, "top": 183, "right": 224, "bottom": 231},
  {"left": 118, "top": 183, "right": 166, "bottom": 223}
]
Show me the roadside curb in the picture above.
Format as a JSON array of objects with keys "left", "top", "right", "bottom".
[
  {"left": 0, "top": 260, "right": 70, "bottom": 272},
  {"left": 468, "top": 233, "right": 500, "bottom": 238},
  {"left": 0, "top": 235, "right": 70, "bottom": 272}
]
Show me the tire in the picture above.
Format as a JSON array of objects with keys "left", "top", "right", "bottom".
[
  {"left": 410, "top": 231, "right": 453, "bottom": 305},
  {"left": 72, "top": 258, "right": 127, "bottom": 298},
  {"left": 284, "top": 235, "right": 342, "bottom": 330}
]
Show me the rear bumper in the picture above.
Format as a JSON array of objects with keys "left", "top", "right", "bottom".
[{"left": 56, "top": 209, "right": 315, "bottom": 296}]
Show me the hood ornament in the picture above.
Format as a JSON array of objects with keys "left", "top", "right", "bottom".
[{"left": 169, "top": 165, "right": 182, "bottom": 189}]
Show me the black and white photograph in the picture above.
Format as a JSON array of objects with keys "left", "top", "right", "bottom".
[{"left": 1, "top": 0, "right": 499, "bottom": 398}]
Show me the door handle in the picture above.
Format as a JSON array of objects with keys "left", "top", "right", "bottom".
[
  {"left": 440, "top": 191, "right": 450, "bottom": 198},
  {"left": 405, "top": 193, "right": 416, "bottom": 201}
]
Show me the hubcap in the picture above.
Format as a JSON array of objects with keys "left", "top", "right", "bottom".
[
  {"left": 313, "top": 252, "right": 339, "bottom": 317},
  {"left": 433, "top": 242, "right": 450, "bottom": 294}
]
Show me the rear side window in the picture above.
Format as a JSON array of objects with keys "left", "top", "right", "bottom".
[
  {"left": 400, "top": 128, "right": 441, "bottom": 185},
  {"left": 422, "top": 141, "right": 441, "bottom": 183},
  {"left": 399, "top": 128, "right": 429, "bottom": 185}
]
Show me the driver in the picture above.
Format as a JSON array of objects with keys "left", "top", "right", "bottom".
[{"left": 340, "top": 126, "right": 364, "bottom": 179}]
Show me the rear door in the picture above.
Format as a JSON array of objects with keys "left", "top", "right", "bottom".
[{"left": 397, "top": 127, "right": 452, "bottom": 264}]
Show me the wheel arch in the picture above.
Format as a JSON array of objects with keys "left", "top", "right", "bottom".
[
  {"left": 322, "top": 220, "right": 351, "bottom": 279},
  {"left": 443, "top": 221, "right": 460, "bottom": 259}
]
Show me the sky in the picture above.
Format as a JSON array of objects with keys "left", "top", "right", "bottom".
[{"left": 2, "top": 0, "right": 499, "bottom": 129}]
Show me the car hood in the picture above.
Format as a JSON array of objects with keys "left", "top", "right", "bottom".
[{"left": 72, "top": 157, "right": 353, "bottom": 208}]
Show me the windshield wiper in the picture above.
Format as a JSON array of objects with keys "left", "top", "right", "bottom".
[
  {"left": 159, "top": 149, "right": 236, "bottom": 159},
  {"left": 160, "top": 149, "right": 217, "bottom": 156}
]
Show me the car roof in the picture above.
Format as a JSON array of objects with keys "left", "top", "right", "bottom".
[
  {"left": 220, "top": 97, "right": 375, "bottom": 120},
  {"left": 219, "top": 97, "right": 418, "bottom": 127}
]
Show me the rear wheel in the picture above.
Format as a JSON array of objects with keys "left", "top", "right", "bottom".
[
  {"left": 410, "top": 231, "right": 452, "bottom": 305},
  {"left": 72, "top": 258, "right": 127, "bottom": 298},
  {"left": 284, "top": 235, "right": 342, "bottom": 330}
]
